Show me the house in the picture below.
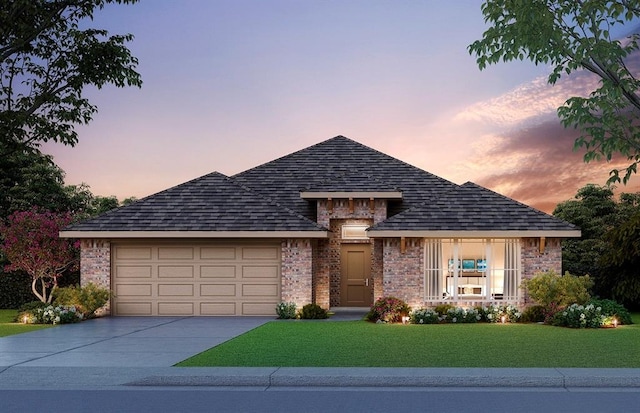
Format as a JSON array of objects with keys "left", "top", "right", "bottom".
[{"left": 61, "top": 136, "right": 580, "bottom": 316}]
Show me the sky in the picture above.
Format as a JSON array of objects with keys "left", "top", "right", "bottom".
[{"left": 42, "top": 0, "right": 640, "bottom": 213}]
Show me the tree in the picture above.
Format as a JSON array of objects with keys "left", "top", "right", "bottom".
[
  {"left": 469, "top": 1, "right": 640, "bottom": 184},
  {"left": 0, "top": 209, "right": 79, "bottom": 303},
  {"left": 1, "top": 0, "right": 142, "bottom": 156}
]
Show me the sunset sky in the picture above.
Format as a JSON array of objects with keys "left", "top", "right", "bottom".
[{"left": 42, "top": 0, "right": 640, "bottom": 213}]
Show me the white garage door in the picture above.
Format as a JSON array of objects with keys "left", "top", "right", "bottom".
[{"left": 112, "top": 242, "right": 281, "bottom": 316}]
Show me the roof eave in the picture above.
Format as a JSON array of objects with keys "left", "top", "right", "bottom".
[
  {"left": 366, "top": 230, "right": 582, "bottom": 238},
  {"left": 300, "top": 191, "right": 403, "bottom": 199},
  {"left": 60, "top": 230, "right": 329, "bottom": 239}
]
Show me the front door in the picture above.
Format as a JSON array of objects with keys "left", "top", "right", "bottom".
[{"left": 340, "top": 244, "right": 372, "bottom": 307}]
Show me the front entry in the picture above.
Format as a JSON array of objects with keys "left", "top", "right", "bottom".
[{"left": 340, "top": 244, "right": 373, "bottom": 307}]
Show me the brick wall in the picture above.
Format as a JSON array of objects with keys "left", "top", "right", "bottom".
[
  {"left": 79, "top": 239, "right": 111, "bottom": 315},
  {"left": 381, "top": 238, "right": 424, "bottom": 309},
  {"left": 281, "top": 239, "right": 313, "bottom": 309},
  {"left": 521, "top": 237, "right": 562, "bottom": 304}
]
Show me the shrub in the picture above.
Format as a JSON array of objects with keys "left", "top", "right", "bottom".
[
  {"left": 552, "top": 303, "right": 603, "bottom": 328},
  {"left": 588, "top": 298, "right": 633, "bottom": 325},
  {"left": 522, "top": 270, "right": 593, "bottom": 309},
  {"left": 275, "top": 302, "right": 297, "bottom": 319},
  {"left": 478, "top": 304, "right": 521, "bottom": 323},
  {"left": 53, "top": 283, "right": 110, "bottom": 319},
  {"left": 299, "top": 303, "right": 328, "bottom": 319},
  {"left": 410, "top": 308, "right": 440, "bottom": 324},
  {"left": 520, "top": 305, "right": 546, "bottom": 323},
  {"left": 366, "top": 297, "right": 410, "bottom": 323},
  {"left": 445, "top": 307, "right": 480, "bottom": 323},
  {"left": 19, "top": 304, "right": 83, "bottom": 324},
  {"left": 434, "top": 303, "right": 455, "bottom": 316},
  {"left": 0, "top": 271, "right": 34, "bottom": 309}
]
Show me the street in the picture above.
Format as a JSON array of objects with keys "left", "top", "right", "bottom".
[{"left": 3, "top": 387, "right": 640, "bottom": 413}]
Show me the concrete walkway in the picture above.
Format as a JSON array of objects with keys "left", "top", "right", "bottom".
[{"left": 1, "top": 314, "right": 639, "bottom": 389}]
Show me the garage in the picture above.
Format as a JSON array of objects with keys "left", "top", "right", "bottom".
[{"left": 111, "top": 241, "right": 281, "bottom": 316}]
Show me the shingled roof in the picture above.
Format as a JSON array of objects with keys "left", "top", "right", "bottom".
[
  {"left": 61, "top": 172, "right": 327, "bottom": 237},
  {"left": 63, "top": 136, "right": 579, "bottom": 237},
  {"left": 367, "top": 182, "right": 579, "bottom": 236}
]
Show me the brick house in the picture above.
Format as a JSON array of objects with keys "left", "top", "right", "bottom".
[{"left": 61, "top": 136, "right": 580, "bottom": 316}]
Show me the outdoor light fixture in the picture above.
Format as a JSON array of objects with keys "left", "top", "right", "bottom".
[
  {"left": 501, "top": 315, "right": 506, "bottom": 324},
  {"left": 401, "top": 316, "right": 410, "bottom": 325},
  {"left": 613, "top": 318, "right": 618, "bottom": 328},
  {"left": 22, "top": 315, "right": 28, "bottom": 324}
]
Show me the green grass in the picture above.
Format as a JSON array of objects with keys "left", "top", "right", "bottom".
[
  {"left": 0, "top": 309, "right": 53, "bottom": 337},
  {"left": 177, "top": 315, "right": 640, "bottom": 368}
]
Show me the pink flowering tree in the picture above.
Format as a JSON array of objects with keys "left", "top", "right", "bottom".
[{"left": 0, "top": 210, "right": 79, "bottom": 303}]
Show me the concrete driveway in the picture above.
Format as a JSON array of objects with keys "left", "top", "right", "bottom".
[{"left": 0, "top": 316, "right": 270, "bottom": 368}]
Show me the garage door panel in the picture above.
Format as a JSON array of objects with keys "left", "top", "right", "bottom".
[
  {"left": 117, "top": 302, "right": 152, "bottom": 316},
  {"left": 115, "top": 266, "right": 152, "bottom": 278},
  {"left": 242, "top": 265, "right": 278, "bottom": 279},
  {"left": 242, "top": 247, "right": 278, "bottom": 260},
  {"left": 243, "top": 302, "right": 276, "bottom": 315},
  {"left": 201, "top": 247, "right": 236, "bottom": 260},
  {"left": 158, "top": 247, "right": 194, "bottom": 260},
  {"left": 242, "top": 284, "right": 278, "bottom": 297},
  {"left": 113, "top": 243, "right": 280, "bottom": 316},
  {"left": 158, "top": 284, "right": 194, "bottom": 296},
  {"left": 200, "top": 302, "right": 236, "bottom": 315},
  {"left": 116, "top": 284, "right": 152, "bottom": 296},
  {"left": 158, "top": 265, "right": 194, "bottom": 278},
  {"left": 200, "top": 265, "right": 236, "bottom": 278},
  {"left": 158, "top": 302, "right": 194, "bottom": 315},
  {"left": 200, "top": 284, "right": 236, "bottom": 296},
  {"left": 115, "top": 247, "right": 152, "bottom": 260}
]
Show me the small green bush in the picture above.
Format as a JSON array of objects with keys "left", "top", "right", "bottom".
[
  {"left": 275, "top": 302, "right": 297, "bottom": 319},
  {"left": 19, "top": 304, "right": 83, "bottom": 324},
  {"left": 410, "top": 308, "right": 440, "bottom": 324},
  {"left": 522, "top": 270, "right": 592, "bottom": 309},
  {"left": 444, "top": 307, "right": 480, "bottom": 323},
  {"left": 551, "top": 303, "right": 603, "bottom": 328},
  {"left": 299, "top": 303, "right": 328, "bottom": 319},
  {"left": 434, "top": 303, "right": 455, "bottom": 316},
  {"left": 53, "top": 283, "right": 110, "bottom": 319},
  {"left": 478, "top": 304, "right": 521, "bottom": 323},
  {"left": 366, "top": 297, "right": 410, "bottom": 323},
  {"left": 520, "top": 305, "right": 546, "bottom": 323},
  {"left": 588, "top": 299, "right": 633, "bottom": 325}
]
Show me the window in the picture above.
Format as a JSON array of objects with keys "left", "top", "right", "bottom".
[
  {"left": 424, "top": 239, "right": 520, "bottom": 302},
  {"left": 341, "top": 224, "right": 369, "bottom": 240}
]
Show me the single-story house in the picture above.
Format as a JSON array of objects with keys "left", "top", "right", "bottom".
[{"left": 61, "top": 136, "right": 580, "bottom": 316}]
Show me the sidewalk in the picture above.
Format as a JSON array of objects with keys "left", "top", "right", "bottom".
[{"left": 1, "top": 313, "right": 639, "bottom": 389}]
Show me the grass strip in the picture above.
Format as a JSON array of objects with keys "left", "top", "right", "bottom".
[
  {"left": 177, "top": 318, "right": 640, "bottom": 368},
  {"left": 0, "top": 309, "right": 53, "bottom": 337}
]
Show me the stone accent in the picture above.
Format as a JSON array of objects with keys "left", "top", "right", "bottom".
[
  {"left": 79, "top": 239, "right": 111, "bottom": 315},
  {"left": 281, "top": 239, "right": 313, "bottom": 309},
  {"left": 313, "top": 198, "right": 387, "bottom": 308},
  {"left": 381, "top": 238, "right": 424, "bottom": 309}
]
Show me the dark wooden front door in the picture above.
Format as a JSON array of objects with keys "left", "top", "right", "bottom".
[{"left": 340, "top": 244, "right": 372, "bottom": 307}]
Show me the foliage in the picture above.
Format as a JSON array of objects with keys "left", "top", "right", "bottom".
[
  {"left": 366, "top": 297, "right": 410, "bottom": 323},
  {"left": 0, "top": 270, "right": 33, "bottom": 308},
  {"left": 588, "top": 298, "right": 633, "bottom": 324},
  {"left": 434, "top": 303, "right": 455, "bottom": 316},
  {"left": 299, "top": 303, "right": 328, "bottom": 319},
  {"left": 469, "top": 0, "right": 640, "bottom": 184},
  {"left": 520, "top": 305, "right": 547, "bottom": 323},
  {"left": 53, "top": 283, "right": 110, "bottom": 319},
  {"left": 477, "top": 304, "right": 521, "bottom": 323},
  {"left": 599, "top": 211, "right": 640, "bottom": 309},
  {"left": 18, "top": 304, "right": 82, "bottom": 324},
  {"left": 0, "top": 0, "right": 142, "bottom": 156},
  {"left": 551, "top": 303, "right": 604, "bottom": 328},
  {"left": 444, "top": 306, "right": 480, "bottom": 323},
  {"left": 522, "top": 270, "right": 593, "bottom": 310},
  {"left": 410, "top": 308, "right": 440, "bottom": 324},
  {"left": 275, "top": 302, "right": 297, "bottom": 319},
  {"left": 0, "top": 209, "right": 79, "bottom": 303}
]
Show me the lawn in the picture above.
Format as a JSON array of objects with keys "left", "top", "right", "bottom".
[
  {"left": 0, "top": 309, "right": 53, "bottom": 337},
  {"left": 177, "top": 314, "right": 640, "bottom": 368}
]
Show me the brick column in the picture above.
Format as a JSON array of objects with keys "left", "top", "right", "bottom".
[
  {"left": 80, "top": 239, "right": 111, "bottom": 315},
  {"left": 382, "top": 238, "right": 424, "bottom": 309},
  {"left": 281, "top": 239, "right": 313, "bottom": 309}
]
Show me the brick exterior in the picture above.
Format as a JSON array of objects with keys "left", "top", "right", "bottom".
[
  {"left": 79, "top": 239, "right": 111, "bottom": 315},
  {"left": 380, "top": 238, "right": 424, "bottom": 309},
  {"left": 281, "top": 239, "right": 313, "bottom": 309},
  {"left": 521, "top": 237, "right": 562, "bottom": 305}
]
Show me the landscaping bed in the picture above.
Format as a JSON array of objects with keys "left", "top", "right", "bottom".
[{"left": 0, "top": 309, "right": 53, "bottom": 337}]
